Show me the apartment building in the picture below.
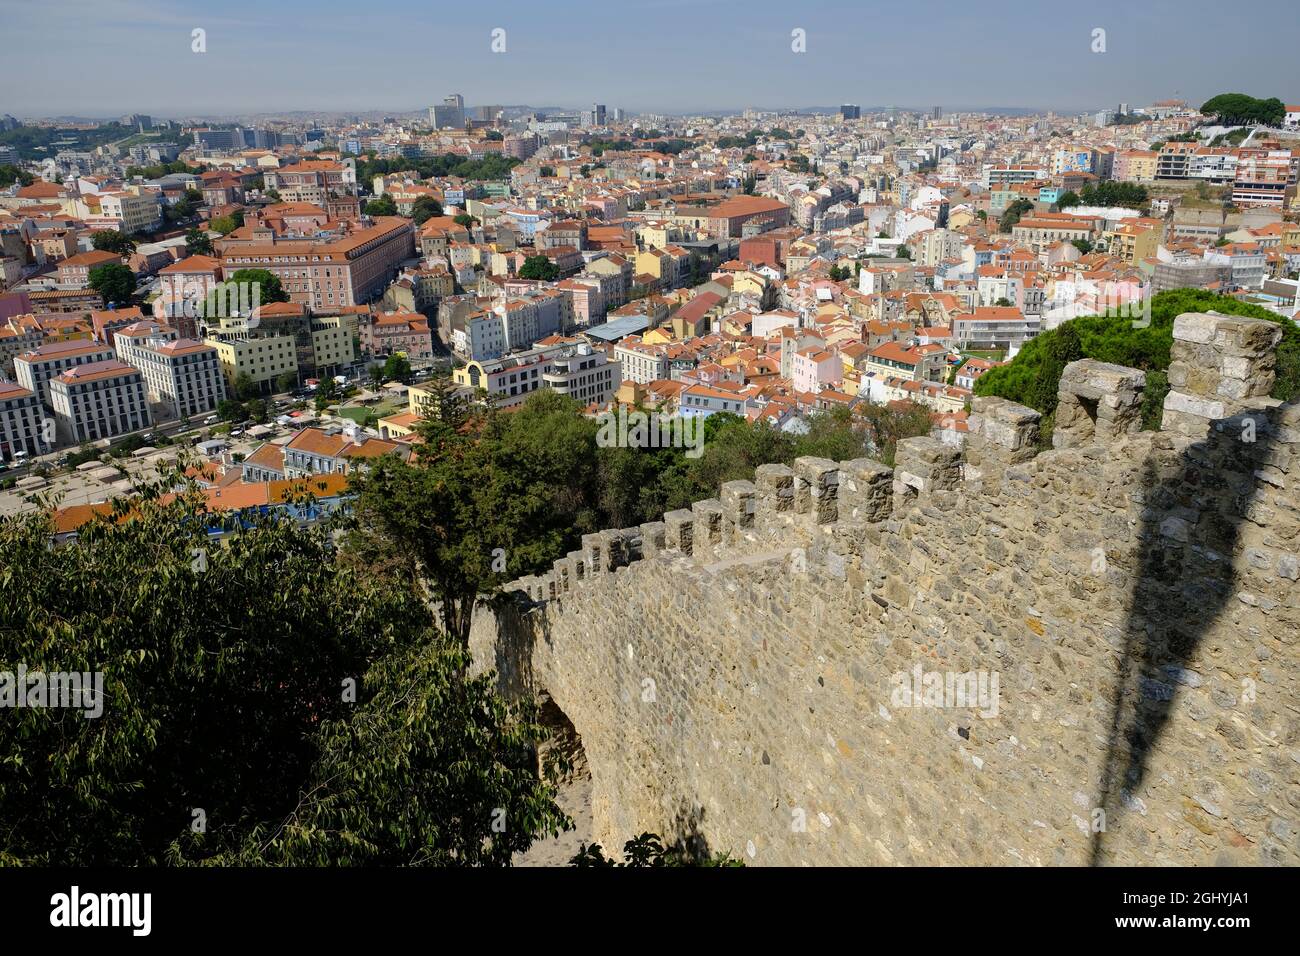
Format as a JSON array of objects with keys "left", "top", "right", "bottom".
[
  {"left": 359, "top": 309, "right": 435, "bottom": 362},
  {"left": 56, "top": 250, "right": 123, "bottom": 289},
  {"left": 154, "top": 255, "right": 224, "bottom": 335},
  {"left": 282, "top": 426, "right": 406, "bottom": 478},
  {"left": 49, "top": 360, "right": 151, "bottom": 444},
  {"left": 205, "top": 328, "right": 298, "bottom": 394},
  {"left": 14, "top": 339, "right": 117, "bottom": 408},
  {"left": 263, "top": 160, "right": 358, "bottom": 204},
  {"left": 0, "top": 381, "right": 46, "bottom": 460},
  {"left": 614, "top": 337, "right": 670, "bottom": 384},
  {"left": 1111, "top": 150, "right": 1158, "bottom": 183},
  {"left": 1104, "top": 218, "right": 1165, "bottom": 265},
  {"left": 1232, "top": 148, "right": 1296, "bottom": 208},
  {"left": 98, "top": 190, "right": 163, "bottom": 234},
  {"left": 1156, "top": 142, "right": 1198, "bottom": 180},
  {"left": 453, "top": 339, "right": 582, "bottom": 408},
  {"left": 119, "top": 333, "right": 226, "bottom": 419},
  {"left": 792, "top": 347, "right": 843, "bottom": 394},
  {"left": 982, "top": 165, "right": 1046, "bottom": 188},
  {"left": 952, "top": 306, "right": 1041, "bottom": 350},
  {"left": 448, "top": 309, "right": 507, "bottom": 362},
  {"left": 678, "top": 382, "right": 752, "bottom": 419},
  {"left": 863, "top": 342, "right": 948, "bottom": 384},
  {"left": 220, "top": 217, "right": 415, "bottom": 309},
  {"left": 1011, "top": 217, "right": 1094, "bottom": 254},
  {"left": 542, "top": 342, "right": 621, "bottom": 406}
]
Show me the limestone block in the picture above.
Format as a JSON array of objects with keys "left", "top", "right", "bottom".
[
  {"left": 663, "top": 508, "right": 695, "bottom": 555},
  {"left": 839, "top": 458, "right": 894, "bottom": 522}
]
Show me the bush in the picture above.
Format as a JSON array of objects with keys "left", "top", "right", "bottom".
[{"left": 974, "top": 290, "right": 1300, "bottom": 441}]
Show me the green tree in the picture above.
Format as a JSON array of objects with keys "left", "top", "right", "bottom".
[
  {"left": 208, "top": 209, "right": 244, "bottom": 234},
  {"left": 90, "top": 230, "right": 136, "bottom": 256},
  {"left": 518, "top": 255, "right": 559, "bottom": 281},
  {"left": 87, "top": 262, "right": 135, "bottom": 307},
  {"left": 0, "top": 485, "right": 565, "bottom": 865},
  {"left": 572, "top": 832, "right": 742, "bottom": 867},
  {"left": 382, "top": 353, "right": 412, "bottom": 384},
  {"left": 365, "top": 196, "right": 398, "bottom": 217},
  {"left": 217, "top": 397, "right": 247, "bottom": 422},
  {"left": 246, "top": 398, "right": 270, "bottom": 424},
  {"left": 233, "top": 371, "right": 258, "bottom": 401},
  {"left": 275, "top": 370, "right": 298, "bottom": 394},
  {"left": 349, "top": 387, "right": 599, "bottom": 646},
  {"left": 974, "top": 290, "right": 1300, "bottom": 438},
  {"left": 999, "top": 199, "right": 1034, "bottom": 233},
  {"left": 0, "top": 164, "right": 34, "bottom": 187},
  {"left": 204, "top": 268, "right": 289, "bottom": 319},
  {"left": 410, "top": 195, "right": 443, "bottom": 225},
  {"left": 1056, "top": 190, "right": 1080, "bottom": 210},
  {"left": 314, "top": 378, "right": 341, "bottom": 411},
  {"left": 367, "top": 363, "right": 387, "bottom": 392},
  {"left": 185, "top": 227, "right": 213, "bottom": 256},
  {"left": 453, "top": 213, "right": 478, "bottom": 229},
  {"left": 1078, "top": 181, "right": 1148, "bottom": 210},
  {"left": 1199, "top": 93, "right": 1285, "bottom": 126}
]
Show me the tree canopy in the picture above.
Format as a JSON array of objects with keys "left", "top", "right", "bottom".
[
  {"left": 518, "top": 255, "right": 559, "bottom": 281},
  {"left": 87, "top": 262, "right": 135, "bottom": 307},
  {"left": 1199, "top": 93, "right": 1285, "bottom": 126},
  {"left": 0, "top": 479, "right": 568, "bottom": 866},
  {"left": 91, "top": 230, "right": 136, "bottom": 255},
  {"left": 974, "top": 290, "right": 1300, "bottom": 440}
]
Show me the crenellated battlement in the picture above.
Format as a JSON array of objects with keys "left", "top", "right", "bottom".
[{"left": 472, "top": 312, "right": 1300, "bottom": 866}]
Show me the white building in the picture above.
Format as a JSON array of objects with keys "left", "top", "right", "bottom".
[
  {"left": 614, "top": 339, "right": 669, "bottom": 385},
  {"left": 50, "top": 360, "right": 152, "bottom": 444},
  {"left": 542, "top": 342, "right": 621, "bottom": 406},
  {"left": 121, "top": 334, "right": 227, "bottom": 419},
  {"left": 14, "top": 339, "right": 116, "bottom": 409},
  {"left": 0, "top": 380, "right": 47, "bottom": 460}
]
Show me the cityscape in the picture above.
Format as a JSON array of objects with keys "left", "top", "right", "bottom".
[{"left": 0, "top": 0, "right": 1294, "bottom": 928}]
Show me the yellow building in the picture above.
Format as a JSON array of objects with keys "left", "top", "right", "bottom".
[
  {"left": 1104, "top": 217, "right": 1164, "bottom": 264},
  {"left": 206, "top": 333, "right": 298, "bottom": 391},
  {"left": 311, "top": 314, "right": 357, "bottom": 372},
  {"left": 728, "top": 270, "right": 767, "bottom": 298},
  {"left": 407, "top": 381, "right": 439, "bottom": 415}
]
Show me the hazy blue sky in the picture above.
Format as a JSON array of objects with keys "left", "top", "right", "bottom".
[{"left": 1, "top": 0, "right": 1295, "bottom": 118}]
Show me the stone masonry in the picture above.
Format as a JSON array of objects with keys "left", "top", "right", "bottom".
[{"left": 470, "top": 312, "right": 1300, "bottom": 866}]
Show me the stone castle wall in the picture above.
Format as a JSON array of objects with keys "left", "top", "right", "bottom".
[{"left": 470, "top": 312, "right": 1300, "bottom": 866}]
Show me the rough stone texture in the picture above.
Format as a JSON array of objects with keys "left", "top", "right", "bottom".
[
  {"left": 470, "top": 312, "right": 1300, "bottom": 867},
  {"left": 720, "top": 480, "right": 757, "bottom": 543},
  {"left": 894, "top": 437, "right": 962, "bottom": 507},
  {"left": 793, "top": 456, "right": 840, "bottom": 524},
  {"left": 967, "top": 396, "right": 1041, "bottom": 469},
  {"left": 663, "top": 509, "right": 694, "bottom": 556},
  {"left": 1164, "top": 312, "right": 1284, "bottom": 439},
  {"left": 1054, "top": 359, "right": 1146, "bottom": 449}
]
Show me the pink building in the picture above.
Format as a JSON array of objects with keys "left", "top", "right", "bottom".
[
  {"left": 360, "top": 309, "right": 435, "bottom": 362},
  {"left": 792, "top": 346, "right": 843, "bottom": 395},
  {"left": 556, "top": 278, "right": 605, "bottom": 327}
]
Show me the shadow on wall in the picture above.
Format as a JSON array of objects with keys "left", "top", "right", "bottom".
[{"left": 1091, "top": 410, "right": 1279, "bottom": 865}]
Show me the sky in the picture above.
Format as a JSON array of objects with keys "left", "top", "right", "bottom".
[{"left": 1, "top": 0, "right": 1296, "bottom": 119}]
